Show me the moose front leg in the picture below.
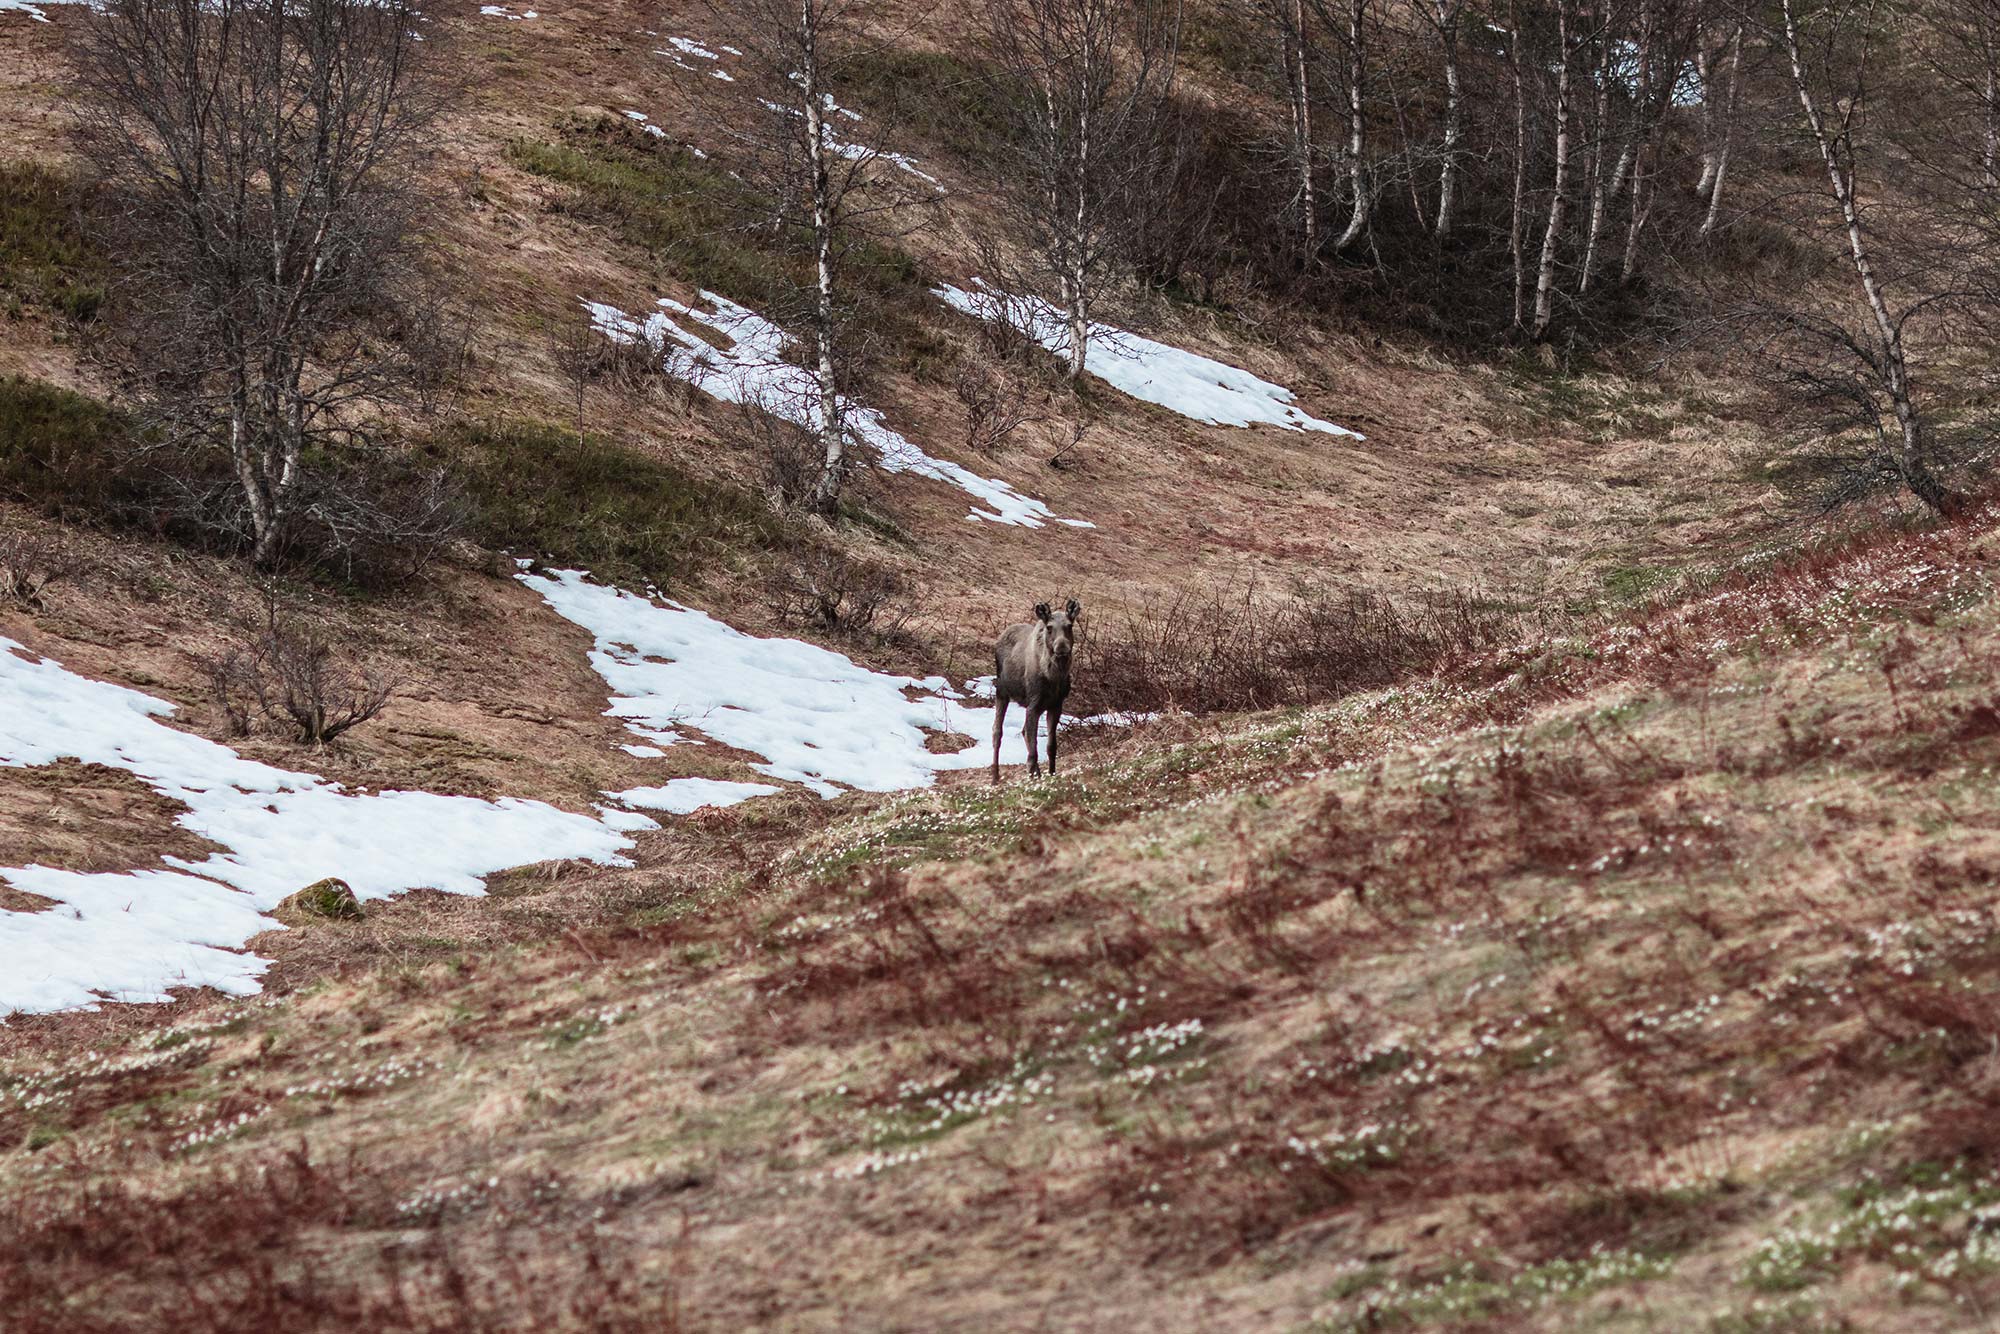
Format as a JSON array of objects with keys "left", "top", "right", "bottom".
[
  {"left": 1022, "top": 704, "right": 1044, "bottom": 777},
  {"left": 1046, "top": 703, "right": 1062, "bottom": 775}
]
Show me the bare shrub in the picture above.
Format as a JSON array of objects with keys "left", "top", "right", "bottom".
[
  {"left": 728, "top": 396, "right": 835, "bottom": 514},
  {"left": 202, "top": 605, "right": 395, "bottom": 745},
  {"left": 1083, "top": 579, "right": 1507, "bottom": 715},
  {"left": 1043, "top": 418, "right": 1088, "bottom": 470},
  {"left": 767, "top": 548, "right": 916, "bottom": 640},
  {"left": 0, "top": 530, "right": 76, "bottom": 610},
  {"left": 953, "top": 360, "right": 1041, "bottom": 453}
]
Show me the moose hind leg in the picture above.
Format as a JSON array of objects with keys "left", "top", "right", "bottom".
[
  {"left": 1022, "top": 705, "right": 1044, "bottom": 777},
  {"left": 991, "top": 697, "right": 1009, "bottom": 784},
  {"left": 1047, "top": 704, "right": 1062, "bottom": 775}
]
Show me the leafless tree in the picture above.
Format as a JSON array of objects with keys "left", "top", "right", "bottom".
[
  {"left": 954, "top": 360, "right": 1044, "bottom": 453},
  {"left": 1729, "top": 0, "right": 1973, "bottom": 514},
  {"left": 1411, "top": 0, "right": 1468, "bottom": 239},
  {"left": 1305, "top": 0, "right": 1372, "bottom": 253},
  {"left": 1530, "top": 0, "right": 1583, "bottom": 338},
  {"left": 981, "top": 0, "right": 1184, "bottom": 378},
  {"left": 1263, "top": 0, "right": 1318, "bottom": 248},
  {"left": 687, "top": 0, "right": 936, "bottom": 517},
  {"left": 549, "top": 311, "right": 599, "bottom": 438},
  {"left": 1695, "top": 18, "right": 1745, "bottom": 237},
  {"left": 70, "top": 0, "right": 447, "bottom": 569}
]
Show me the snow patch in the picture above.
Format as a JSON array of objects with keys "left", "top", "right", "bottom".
[
  {"left": 0, "top": 638, "right": 633, "bottom": 1016},
  {"left": 581, "top": 293, "right": 1088, "bottom": 529},
  {"left": 610, "top": 778, "right": 780, "bottom": 814},
  {"left": 520, "top": 570, "right": 1111, "bottom": 797},
  {"left": 479, "top": 5, "right": 537, "bottom": 17},
  {"left": 935, "top": 281, "right": 1363, "bottom": 438}
]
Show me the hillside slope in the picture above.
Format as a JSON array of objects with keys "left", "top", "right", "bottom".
[
  {"left": 5, "top": 0, "right": 1993, "bottom": 1329},
  {"left": 5, "top": 504, "right": 1999, "bottom": 1330}
]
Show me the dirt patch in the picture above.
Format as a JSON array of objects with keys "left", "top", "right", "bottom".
[{"left": 0, "top": 758, "right": 216, "bottom": 874}]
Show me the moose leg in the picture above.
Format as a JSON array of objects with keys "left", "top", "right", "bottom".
[
  {"left": 991, "top": 697, "right": 1009, "bottom": 784},
  {"left": 1046, "top": 703, "right": 1062, "bottom": 775},
  {"left": 1023, "top": 704, "right": 1044, "bottom": 777}
]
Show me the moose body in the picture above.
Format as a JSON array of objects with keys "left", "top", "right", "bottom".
[{"left": 991, "top": 599, "right": 1079, "bottom": 782}]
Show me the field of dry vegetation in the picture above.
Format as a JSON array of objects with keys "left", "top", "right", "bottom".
[
  {"left": 6, "top": 492, "right": 2000, "bottom": 1331},
  {"left": 7, "top": 0, "right": 2000, "bottom": 1327}
]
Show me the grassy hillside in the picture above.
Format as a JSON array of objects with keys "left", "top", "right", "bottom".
[
  {"left": 6, "top": 500, "right": 2000, "bottom": 1330},
  {"left": 4, "top": 0, "right": 1995, "bottom": 1329}
]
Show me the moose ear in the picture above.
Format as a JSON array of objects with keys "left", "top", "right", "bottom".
[
  {"left": 1034, "top": 602, "right": 1051, "bottom": 622},
  {"left": 1065, "top": 598, "right": 1080, "bottom": 618}
]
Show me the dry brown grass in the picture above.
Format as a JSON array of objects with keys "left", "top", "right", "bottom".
[{"left": 7, "top": 501, "right": 2000, "bottom": 1329}]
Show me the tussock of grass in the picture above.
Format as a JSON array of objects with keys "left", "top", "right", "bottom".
[
  {"left": 0, "top": 162, "right": 103, "bottom": 324},
  {"left": 0, "top": 375, "right": 134, "bottom": 518},
  {"left": 449, "top": 417, "right": 795, "bottom": 588}
]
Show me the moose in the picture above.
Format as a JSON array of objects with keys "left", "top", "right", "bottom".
[{"left": 991, "top": 598, "right": 1080, "bottom": 783}]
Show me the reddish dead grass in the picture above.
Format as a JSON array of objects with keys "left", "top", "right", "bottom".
[{"left": 6, "top": 510, "right": 2000, "bottom": 1329}]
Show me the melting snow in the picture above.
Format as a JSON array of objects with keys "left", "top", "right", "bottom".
[
  {"left": 610, "top": 778, "right": 781, "bottom": 814},
  {"left": 663, "top": 35, "right": 718, "bottom": 59},
  {"left": 621, "top": 109, "right": 668, "bottom": 138},
  {"left": 935, "top": 281, "right": 1363, "bottom": 438},
  {"left": 656, "top": 35, "right": 734, "bottom": 78},
  {"left": 479, "top": 5, "right": 537, "bottom": 16},
  {"left": 582, "top": 293, "right": 1089, "bottom": 529},
  {"left": 756, "top": 95, "right": 942, "bottom": 190},
  {"left": 0, "top": 638, "right": 633, "bottom": 1016},
  {"left": 521, "top": 569, "right": 1113, "bottom": 797}
]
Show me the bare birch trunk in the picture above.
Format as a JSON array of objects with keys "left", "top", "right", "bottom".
[
  {"left": 800, "top": 0, "right": 846, "bottom": 515},
  {"left": 1694, "top": 41, "right": 1717, "bottom": 195},
  {"left": 1621, "top": 144, "right": 1652, "bottom": 281},
  {"left": 1509, "top": 0, "right": 1529, "bottom": 329},
  {"left": 1532, "top": 0, "right": 1575, "bottom": 339},
  {"left": 1780, "top": 0, "right": 1953, "bottom": 514},
  {"left": 1065, "top": 89, "right": 1093, "bottom": 378},
  {"left": 1332, "top": 0, "right": 1369, "bottom": 252},
  {"left": 1289, "top": 0, "right": 1317, "bottom": 248},
  {"left": 1699, "top": 24, "right": 1742, "bottom": 238},
  {"left": 1435, "top": 12, "right": 1460, "bottom": 238}
]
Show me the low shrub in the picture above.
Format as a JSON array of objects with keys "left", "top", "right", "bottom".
[
  {"left": 0, "top": 529, "right": 76, "bottom": 610},
  {"left": 1, "top": 376, "right": 460, "bottom": 588},
  {"left": 201, "top": 607, "right": 395, "bottom": 745},
  {"left": 0, "top": 161, "right": 105, "bottom": 323},
  {"left": 767, "top": 548, "right": 917, "bottom": 639},
  {"left": 0, "top": 375, "right": 138, "bottom": 518},
  {"left": 1084, "top": 579, "right": 1509, "bottom": 715},
  {"left": 449, "top": 418, "right": 793, "bottom": 588}
]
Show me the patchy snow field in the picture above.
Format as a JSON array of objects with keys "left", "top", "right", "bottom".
[
  {"left": 582, "top": 293, "right": 1089, "bottom": 529},
  {"left": 0, "top": 572, "right": 1132, "bottom": 1015},
  {"left": 935, "top": 281, "right": 1363, "bottom": 438},
  {"left": 521, "top": 569, "right": 1097, "bottom": 799},
  {"left": 0, "top": 639, "right": 632, "bottom": 1016}
]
